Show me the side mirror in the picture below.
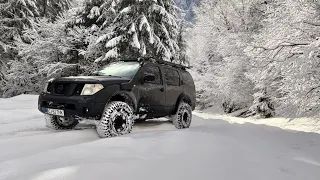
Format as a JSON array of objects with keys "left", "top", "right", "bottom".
[{"left": 143, "top": 73, "right": 156, "bottom": 83}]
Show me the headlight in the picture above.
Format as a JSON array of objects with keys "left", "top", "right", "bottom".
[{"left": 81, "top": 84, "right": 104, "bottom": 95}]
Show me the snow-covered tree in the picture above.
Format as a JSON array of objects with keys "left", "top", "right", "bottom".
[
  {"left": 282, "top": 39, "right": 320, "bottom": 117},
  {"left": 69, "top": 0, "right": 105, "bottom": 28},
  {"left": 187, "top": 0, "right": 261, "bottom": 111},
  {"left": 245, "top": 0, "right": 320, "bottom": 117},
  {"left": 175, "top": 0, "right": 200, "bottom": 22},
  {"left": 0, "top": 0, "right": 39, "bottom": 58},
  {"left": 93, "top": 0, "right": 184, "bottom": 64},
  {"left": 1, "top": 13, "right": 93, "bottom": 97}
]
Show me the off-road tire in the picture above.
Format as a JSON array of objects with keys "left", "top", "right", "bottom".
[
  {"left": 96, "top": 101, "right": 134, "bottom": 138},
  {"left": 172, "top": 102, "right": 192, "bottom": 129},
  {"left": 45, "top": 115, "right": 79, "bottom": 130}
]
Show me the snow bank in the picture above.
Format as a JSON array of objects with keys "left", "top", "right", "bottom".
[{"left": 193, "top": 110, "right": 320, "bottom": 134}]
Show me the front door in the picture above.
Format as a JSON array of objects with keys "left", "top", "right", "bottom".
[{"left": 135, "top": 64, "right": 166, "bottom": 117}]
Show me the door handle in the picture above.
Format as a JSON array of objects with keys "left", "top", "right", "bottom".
[{"left": 160, "top": 87, "right": 164, "bottom": 92}]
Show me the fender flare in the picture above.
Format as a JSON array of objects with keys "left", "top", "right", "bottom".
[
  {"left": 174, "top": 93, "right": 192, "bottom": 112},
  {"left": 109, "top": 91, "right": 138, "bottom": 113}
]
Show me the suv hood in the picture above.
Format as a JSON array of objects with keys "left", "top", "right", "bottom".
[{"left": 53, "top": 76, "right": 131, "bottom": 84}]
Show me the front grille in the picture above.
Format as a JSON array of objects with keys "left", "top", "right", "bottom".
[
  {"left": 54, "top": 83, "right": 71, "bottom": 95},
  {"left": 41, "top": 101, "right": 76, "bottom": 110},
  {"left": 72, "top": 84, "right": 85, "bottom": 95}
]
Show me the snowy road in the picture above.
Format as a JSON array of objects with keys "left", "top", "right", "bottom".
[{"left": 0, "top": 95, "right": 320, "bottom": 180}]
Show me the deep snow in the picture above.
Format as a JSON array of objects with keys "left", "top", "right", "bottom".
[{"left": 0, "top": 95, "right": 320, "bottom": 180}]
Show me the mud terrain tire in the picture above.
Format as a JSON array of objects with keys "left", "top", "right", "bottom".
[
  {"left": 96, "top": 101, "right": 134, "bottom": 138},
  {"left": 172, "top": 102, "right": 192, "bottom": 129},
  {"left": 45, "top": 115, "right": 79, "bottom": 130}
]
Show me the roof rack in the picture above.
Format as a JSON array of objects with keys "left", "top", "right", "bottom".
[
  {"left": 158, "top": 59, "right": 192, "bottom": 70},
  {"left": 121, "top": 57, "right": 192, "bottom": 70}
]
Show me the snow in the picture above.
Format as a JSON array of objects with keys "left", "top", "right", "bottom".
[
  {"left": 88, "top": 6, "right": 100, "bottom": 19},
  {"left": 96, "top": 34, "right": 108, "bottom": 44},
  {"left": 119, "top": 6, "right": 132, "bottom": 14},
  {"left": 98, "top": 47, "right": 118, "bottom": 62},
  {"left": 139, "top": 15, "right": 151, "bottom": 32},
  {"left": 105, "top": 35, "right": 123, "bottom": 49},
  {"left": 194, "top": 110, "right": 320, "bottom": 134},
  {"left": 131, "top": 32, "right": 141, "bottom": 49},
  {"left": 1, "top": 95, "right": 320, "bottom": 180}
]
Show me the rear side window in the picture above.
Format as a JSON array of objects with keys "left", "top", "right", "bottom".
[
  {"left": 164, "top": 68, "right": 180, "bottom": 86},
  {"left": 182, "top": 71, "right": 194, "bottom": 86},
  {"left": 144, "top": 66, "right": 162, "bottom": 84}
]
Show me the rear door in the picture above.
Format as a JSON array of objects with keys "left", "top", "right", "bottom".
[{"left": 163, "top": 67, "right": 182, "bottom": 112}]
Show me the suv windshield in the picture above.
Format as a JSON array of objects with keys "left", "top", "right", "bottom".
[{"left": 94, "top": 61, "right": 140, "bottom": 78}]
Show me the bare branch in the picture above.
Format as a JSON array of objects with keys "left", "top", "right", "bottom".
[
  {"left": 272, "top": 46, "right": 283, "bottom": 58},
  {"left": 307, "top": 85, "right": 320, "bottom": 96},
  {"left": 254, "top": 41, "right": 309, "bottom": 51},
  {"left": 303, "top": 20, "right": 320, "bottom": 26}
]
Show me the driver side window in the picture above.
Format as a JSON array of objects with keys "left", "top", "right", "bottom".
[{"left": 144, "top": 66, "right": 162, "bottom": 85}]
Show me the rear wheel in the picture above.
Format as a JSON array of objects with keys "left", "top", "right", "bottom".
[
  {"left": 45, "top": 115, "right": 79, "bottom": 130},
  {"left": 96, "top": 101, "right": 134, "bottom": 138},
  {"left": 172, "top": 102, "right": 192, "bottom": 129}
]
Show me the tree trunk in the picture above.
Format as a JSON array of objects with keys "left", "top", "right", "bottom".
[{"left": 42, "top": 0, "right": 47, "bottom": 17}]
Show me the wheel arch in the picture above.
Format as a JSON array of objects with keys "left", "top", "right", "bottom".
[
  {"left": 108, "top": 91, "right": 138, "bottom": 113},
  {"left": 174, "top": 93, "right": 193, "bottom": 113}
]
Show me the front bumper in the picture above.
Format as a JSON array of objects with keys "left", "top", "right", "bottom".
[{"left": 38, "top": 93, "right": 106, "bottom": 120}]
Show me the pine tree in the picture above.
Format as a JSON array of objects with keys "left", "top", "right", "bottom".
[
  {"left": 1, "top": 13, "right": 92, "bottom": 98},
  {"left": 0, "top": 0, "right": 40, "bottom": 57},
  {"left": 36, "top": 0, "right": 73, "bottom": 21},
  {"left": 94, "top": 0, "right": 183, "bottom": 63},
  {"left": 69, "top": 0, "right": 105, "bottom": 28}
]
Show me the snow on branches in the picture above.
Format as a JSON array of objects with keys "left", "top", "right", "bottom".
[{"left": 92, "top": 0, "right": 184, "bottom": 63}]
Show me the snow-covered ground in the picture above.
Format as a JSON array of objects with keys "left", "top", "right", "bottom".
[
  {"left": 195, "top": 107, "right": 320, "bottom": 134},
  {"left": 0, "top": 95, "right": 320, "bottom": 180}
]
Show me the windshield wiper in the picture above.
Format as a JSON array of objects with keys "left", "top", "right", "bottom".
[
  {"left": 106, "top": 75, "right": 123, "bottom": 78},
  {"left": 91, "top": 73, "right": 124, "bottom": 78}
]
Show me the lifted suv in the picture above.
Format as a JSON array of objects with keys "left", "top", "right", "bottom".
[{"left": 38, "top": 59, "right": 196, "bottom": 138}]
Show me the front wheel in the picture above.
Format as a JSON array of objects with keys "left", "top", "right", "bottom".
[
  {"left": 172, "top": 102, "right": 192, "bottom": 129},
  {"left": 96, "top": 101, "right": 134, "bottom": 138},
  {"left": 45, "top": 115, "right": 79, "bottom": 130}
]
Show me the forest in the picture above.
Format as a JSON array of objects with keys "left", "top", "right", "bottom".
[{"left": 1, "top": 0, "right": 320, "bottom": 119}]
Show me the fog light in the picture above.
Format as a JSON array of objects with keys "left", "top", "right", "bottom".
[{"left": 84, "top": 108, "right": 89, "bottom": 114}]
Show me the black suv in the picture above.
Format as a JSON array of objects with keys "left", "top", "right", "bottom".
[{"left": 38, "top": 59, "right": 196, "bottom": 138}]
